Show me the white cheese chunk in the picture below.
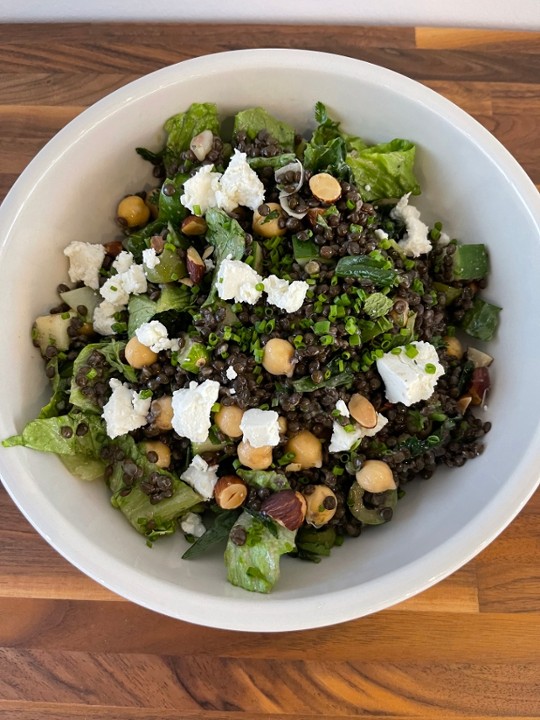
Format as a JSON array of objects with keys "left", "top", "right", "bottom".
[
  {"left": 216, "top": 258, "right": 263, "bottom": 305},
  {"left": 181, "top": 455, "right": 219, "bottom": 500},
  {"left": 334, "top": 399, "right": 349, "bottom": 417},
  {"left": 390, "top": 193, "right": 432, "bottom": 257},
  {"left": 240, "top": 408, "right": 280, "bottom": 448},
  {"left": 180, "top": 511, "right": 206, "bottom": 538},
  {"left": 112, "top": 251, "right": 134, "bottom": 274},
  {"left": 180, "top": 164, "right": 222, "bottom": 215},
  {"left": 226, "top": 366, "right": 238, "bottom": 381},
  {"left": 171, "top": 379, "right": 220, "bottom": 443},
  {"left": 63, "top": 241, "right": 106, "bottom": 290},
  {"left": 142, "top": 247, "right": 161, "bottom": 269},
  {"left": 100, "top": 275, "right": 130, "bottom": 306},
  {"left": 121, "top": 264, "right": 147, "bottom": 295},
  {"left": 101, "top": 378, "right": 151, "bottom": 439},
  {"left": 328, "top": 413, "right": 388, "bottom": 453},
  {"left": 135, "top": 320, "right": 179, "bottom": 353},
  {"left": 92, "top": 300, "right": 121, "bottom": 336},
  {"left": 262, "top": 275, "right": 309, "bottom": 313},
  {"left": 215, "top": 149, "right": 265, "bottom": 212},
  {"left": 376, "top": 341, "right": 444, "bottom": 406}
]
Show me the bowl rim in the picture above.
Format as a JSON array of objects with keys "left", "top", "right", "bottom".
[{"left": 0, "top": 48, "right": 539, "bottom": 632}]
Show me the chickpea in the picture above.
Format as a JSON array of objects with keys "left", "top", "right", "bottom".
[
  {"left": 285, "top": 430, "right": 323, "bottom": 469},
  {"left": 214, "top": 404, "right": 244, "bottom": 438},
  {"left": 252, "top": 202, "right": 287, "bottom": 238},
  {"left": 151, "top": 396, "right": 174, "bottom": 431},
  {"left": 304, "top": 485, "right": 338, "bottom": 527},
  {"left": 237, "top": 440, "right": 273, "bottom": 470},
  {"left": 125, "top": 336, "right": 158, "bottom": 369},
  {"left": 277, "top": 416, "right": 288, "bottom": 435},
  {"left": 143, "top": 440, "right": 171, "bottom": 469},
  {"left": 117, "top": 194, "right": 150, "bottom": 228},
  {"left": 262, "top": 338, "right": 296, "bottom": 377}
]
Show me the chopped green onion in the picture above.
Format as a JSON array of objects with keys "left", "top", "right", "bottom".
[
  {"left": 139, "top": 389, "right": 153, "bottom": 400},
  {"left": 405, "top": 344, "right": 419, "bottom": 358},
  {"left": 349, "top": 334, "right": 361, "bottom": 347},
  {"left": 425, "top": 363, "right": 437, "bottom": 374},
  {"left": 320, "top": 334, "right": 334, "bottom": 346},
  {"left": 193, "top": 204, "right": 202, "bottom": 216},
  {"left": 314, "top": 320, "right": 331, "bottom": 335}
]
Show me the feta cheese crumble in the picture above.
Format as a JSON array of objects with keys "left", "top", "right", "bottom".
[
  {"left": 180, "top": 511, "right": 206, "bottom": 538},
  {"left": 262, "top": 275, "right": 309, "bottom": 314},
  {"left": 239, "top": 408, "right": 280, "bottom": 448},
  {"left": 63, "top": 241, "right": 106, "bottom": 290},
  {"left": 180, "top": 455, "right": 219, "bottom": 500},
  {"left": 376, "top": 341, "right": 444, "bottom": 406},
  {"left": 328, "top": 401, "right": 388, "bottom": 453},
  {"left": 180, "top": 150, "right": 265, "bottom": 215},
  {"left": 93, "top": 252, "right": 148, "bottom": 336},
  {"left": 135, "top": 320, "right": 179, "bottom": 353},
  {"left": 180, "top": 164, "right": 222, "bottom": 215},
  {"left": 226, "top": 366, "right": 238, "bottom": 381},
  {"left": 390, "top": 193, "right": 432, "bottom": 257},
  {"left": 215, "top": 149, "right": 265, "bottom": 212},
  {"left": 171, "top": 379, "right": 220, "bottom": 443},
  {"left": 101, "top": 378, "right": 151, "bottom": 439},
  {"left": 142, "top": 247, "right": 161, "bottom": 269},
  {"left": 216, "top": 258, "right": 263, "bottom": 305}
]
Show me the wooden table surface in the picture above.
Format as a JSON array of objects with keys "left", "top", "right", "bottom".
[{"left": 0, "top": 23, "right": 539, "bottom": 720}]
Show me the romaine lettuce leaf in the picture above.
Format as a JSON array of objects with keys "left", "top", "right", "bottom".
[
  {"left": 346, "top": 139, "right": 420, "bottom": 201},
  {"left": 109, "top": 434, "right": 202, "bottom": 539},
  {"left": 127, "top": 284, "right": 192, "bottom": 336},
  {"left": 233, "top": 107, "right": 296, "bottom": 151},
  {"left": 69, "top": 341, "right": 136, "bottom": 414},
  {"left": 224, "top": 511, "right": 296, "bottom": 593},
  {"left": 237, "top": 469, "right": 290, "bottom": 491},
  {"left": 203, "top": 208, "right": 246, "bottom": 306},
  {"left": 2, "top": 413, "right": 107, "bottom": 457},
  {"left": 164, "top": 102, "right": 220, "bottom": 154}
]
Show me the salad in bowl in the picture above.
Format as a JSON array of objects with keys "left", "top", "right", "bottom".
[{"left": 3, "top": 101, "right": 500, "bottom": 594}]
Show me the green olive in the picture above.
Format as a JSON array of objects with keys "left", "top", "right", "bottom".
[
  {"left": 144, "top": 246, "right": 187, "bottom": 283},
  {"left": 347, "top": 483, "right": 397, "bottom": 525}
]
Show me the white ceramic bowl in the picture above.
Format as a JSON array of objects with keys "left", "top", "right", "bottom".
[{"left": 0, "top": 49, "right": 539, "bottom": 632}]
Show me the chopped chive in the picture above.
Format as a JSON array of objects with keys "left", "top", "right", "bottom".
[
  {"left": 314, "top": 320, "right": 331, "bottom": 335},
  {"left": 139, "top": 389, "right": 153, "bottom": 400},
  {"left": 320, "top": 334, "right": 334, "bottom": 346},
  {"left": 86, "top": 368, "right": 98, "bottom": 380},
  {"left": 405, "top": 344, "right": 419, "bottom": 358},
  {"left": 193, "top": 204, "right": 202, "bottom": 216},
  {"left": 425, "top": 363, "right": 437, "bottom": 374},
  {"left": 346, "top": 198, "right": 355, "bottom": 210},
  {"left": 255, "top": 282, "right": 264, "bottom": 292},
  {"left": 349, "top": 334, "right": 361, "bottom": 347}
]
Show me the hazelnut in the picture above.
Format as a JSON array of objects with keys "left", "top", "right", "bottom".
[
  {"left": 304, "top": 485, "right": 338, "bottom": 528},
  {"left": 355, "top": 460, "right": 396, "bottom": 493},
  {"left": 186, "top": 246, "right": 205, "bottom": 284},
  {"left": 308, "top": 173, "right": 342, "bottom": 203},
  {"left": 261, "top": 489, "right": 306, "bottom": 531},
  {"left": 214, "top": 475, "right": 248, "bottom": 510},
  {"left": 348, "top": 393, "right": 378, "bottom": 429}
]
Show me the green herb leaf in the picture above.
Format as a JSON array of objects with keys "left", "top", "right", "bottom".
[
  {"left": 182, "top": 509, "right": 241, "bottom": 559},
  {"left": 203, "top": 208, "right": 246, "bottom": 306}
]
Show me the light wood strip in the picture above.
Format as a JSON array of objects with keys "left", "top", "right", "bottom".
[{"left": 416, "top": 27, "right": 540, "bottom": 50}]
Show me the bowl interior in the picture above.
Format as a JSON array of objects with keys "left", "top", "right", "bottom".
[{"left": 0, "top": 49, "right": 539, "bottom": 631}]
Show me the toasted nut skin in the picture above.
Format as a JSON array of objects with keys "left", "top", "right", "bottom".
[
  {"left": 457, "top": 395, "right": 473, "bottom": 414},
  {"left": 467, "top": 346, "right": 493, "bottom": 368},
  {"left": 252, "top": 202, "right": 286, "bottom": 238},
  {"left": 261, "top": 489, "right": 306, "bottom": 531},
  {"left": 348, "top": 393, "right": 378, "bottom": 429},
  {"left": 262, "top": 338, "right": 296, "bottom": 377},
  {"left": 295, "top": 491, "right": 308, "bottom": 519},
  {"left": 286, "top": 430, "right": 323, "bottom": 469},
  {"left": 186, "top": 246, "right": 206, "bottom": 284},
  {"left": 103, "top": 240, "right": 124, "bottom": 257},
  {"left": 125, "top": 336, "right": 158, "bottom": 369},
  {"left": 304, "top": 485, "right": 338, "bottom": 527},
  {"left": 151, "top": 396, "right": 174, "bottom": 431},
  {"left": 214, "top": 475, "right": 248, "bottom": 510},
  {"left": 308, "top": 173, "right": 342, "bottom": 203},
  {"left": 143, "top": 440, "right": 171, "bottom": 469},
  {"left": 443, "top": 335, "right": 464, "bottom": 359},
  {"left": 214, "top": 405, "right": 244, "bottom": 438},
  {"left": 306, "top": 207, "right": 325, "bottom": 226},
  {"left": 237, "top": 440, "right": 273, "bottom": 470},
  {"left": 355, "top": 460, "right": 396, "bottom": 493},
  {"left": 182, "top": 215, "right": 208, "bottom": 236}
]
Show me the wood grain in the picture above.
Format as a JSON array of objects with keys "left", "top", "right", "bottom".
[{"left": 0, "top": 22, "right": 539, "bottom": 720}]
